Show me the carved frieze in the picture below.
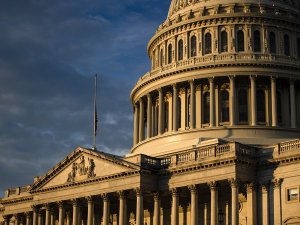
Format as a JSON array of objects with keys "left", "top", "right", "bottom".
[{"left": 67, "top": 156, "right": 96, "bottom": 183}]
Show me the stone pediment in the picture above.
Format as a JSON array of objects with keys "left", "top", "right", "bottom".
[{"left": 30, "top": 147, "right": 140, "bottom": 191}]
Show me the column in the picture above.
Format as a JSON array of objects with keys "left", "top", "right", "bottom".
[
  {"left": 25, "top": 212, "right": 31, "bottom": 225},
  {"left": 45, "top": 204, "right": 51, "bottom": 225},
  {"left": 171, "top": 188, "right": 179, "bottom": 225},
  {"left": 50, "top": 209, "right": 55, "bottom": 225},
  {"left": 190, "top": 81, "right": 196, "bottom": 129},
  {"left": 147, "top": 94, "right": 153, "bottom": 138},
  {"left": 273, "top": 179, "right": 282, "bottom": 225},
  {"left": 262, "top": 184, "right": 270, "bottom": 225},
  {"left": 3, "top": 216, "right": 10, "bottom": 225},
  {"left": 209, "top": 182, "right": 218, "bottom": 225},
  {"left": 139, "top": 99, "right": 145, "bottom": 141},
  {"left": 37, "top": 211, "right": 43, "bottom": 225},
  {"left": 204, "top": 203, "right": 208, "bottom": 225},
  {"left": 189, "top": 185, "right": 198, "bottom": 225},
  {"left": 66, "top": 211, "right": 71, "bottom": 225},
  {"left": 118, "top": 191, "right": 127, "bottom": 225},
  {"left": 158, "top": 88, "right": 164, "bottom": 135},
  {"left": 229, "top": 76, "right": 236, "bottom": 126},
  {"left": 102, "top": 194, "right": 110, "bottom": 225},
  {"left": 225, "top": 202, "right": 229, "bottom": 225},
  {"left": 133, "top": 104, "right": 139, "bottom": 145},
  {"left": 32, "top": 206, "right": 39, "bottom": 225},
  {"left": 271, "top": 77, "right": 278, "bottom": 126},
  {"left": 14, "top": 214, "right": 20, "bottom": 225},
  {"left": 209, "top": 78, "right": 215, "bottom": 127},
  {"left": 58, "top": 202, "right": 65, "bottom": 225},
  {"left": 230, "top": 179, "right": 239, "bottom": 225},
  {"left": 153, "top": 193, "right": 160, "bottom": 225},
  {"left": 246, "top": 183, "right": 257, "bottom": 225},
  {"left": 250, "top": 76, "right": 257, "bottom": 126},
  {"left": 72, "top": 200, "right": 78, "bottom": 225},
  {"left": 136, "top": 189, "right": 144, "bottom": 225},
  {"left": 173, "top": 84, "right": 178, "bottom": 132},
  {"left": 290, "top": 79, "right": 296, "bottom": 128},
  {"left": 87, "top": 197, "right": 94, "bottom": 225}
]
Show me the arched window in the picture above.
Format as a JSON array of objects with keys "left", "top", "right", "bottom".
[
  {"left": 178, "top": 39, "right": 184, "bottom": 60},
  {"left": 284, "top": 34, "right": 290, "bottom": 56},
  {"left": 220, "top": 90, "right": 229, "bottom": 122},
  {"left": 190, "top": 35, "right": 197, "bottom": 57},
  {"left": 277, "top": 91, "right": 282, "bottom": 124},
  {"left": 168, "top": 44, "right": 173, "bottom": 64},
  {"left": 238, "top": 89, "right": 248, "bottom": 123},
  {"left": 269, "top": 32, "right": 276, "bottom": 54},
  {"left": 297, "top": 38, "right": 300, "bottom": 58},
  {"left": 257, "top": 90, "right": 266, "bottom": 123},
  {"left": 187, "top": 95, "right": 191, "bottom": 127},
  {"left": 220, "top": 31, "right": 228, "bottom": 52},
  {"left": 253, "top": 30, "right": 261, "bottom": 52},
  {"left": 237, "top": 30, "right": 245, "bottom": 52},
  {"left": 203, "top": 92, "right": 210, "bottom": 124},
  {"left": 205, "top": 33, "right": 212, "bottom": 54},
  {"left": 160, "top": 49, "right": 163, "bottom": 66},
  {"left": 164, "top": 101, "right": 169, "bottom": 132}
]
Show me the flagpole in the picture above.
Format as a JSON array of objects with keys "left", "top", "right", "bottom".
[{"left": 93, "top": 74, "right": 98, "bottom": 150}]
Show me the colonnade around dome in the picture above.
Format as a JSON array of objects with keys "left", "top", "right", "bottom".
[{"left": 132, "top": 75, "right": 300, "bottom": 150}]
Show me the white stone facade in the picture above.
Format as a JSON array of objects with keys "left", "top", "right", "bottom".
[{"left": 1, "top": 1, "right": 300, "bottom": 225}]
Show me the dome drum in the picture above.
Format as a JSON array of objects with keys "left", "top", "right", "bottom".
[{"left": 130, "top": 75, "right": 300, "bottom": 155}]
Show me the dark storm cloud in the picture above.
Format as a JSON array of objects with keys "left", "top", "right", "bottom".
[{"left": 0, "top": 0, "right": 170, "bottom": 193}]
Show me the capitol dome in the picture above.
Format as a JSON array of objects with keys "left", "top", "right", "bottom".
[{"left": 130, "top": 0, "right": 300, "bottom": 156}]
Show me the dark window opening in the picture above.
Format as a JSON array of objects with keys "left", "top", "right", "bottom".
[
  {"left": 269, "top": 32, "right": 276, "bottom": 54},
  {"left": 238, "top": 89, "right": 248, "bottom": 123},
  {"left": 220, "top": 90, "right": 229, "bottom": 122},
  {"left": 205, "top": 33, "right": 212, "bottom": 54},
  {"left": 253, "top": 30, "right": 261, "bottom": 52},
  {"left": 178, "top": 39, "right": 184, "bottom": 60},
  {"left": 237, "top": 30, "right": 245, "bottom": 52},
  {"left": 191, "top": 35, "right": 197, "bottom": 57},
  {"left": 257, "top": 90, "right": 266, "bottom": 123}
]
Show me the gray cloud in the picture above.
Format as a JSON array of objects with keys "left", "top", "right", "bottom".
[{"left": 0, "top": 0, "right": 169, "bottom": 194}]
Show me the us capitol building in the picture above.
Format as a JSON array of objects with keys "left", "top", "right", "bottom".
[{"left": 1, "top": 0, "right": 300, "bottom": 225}]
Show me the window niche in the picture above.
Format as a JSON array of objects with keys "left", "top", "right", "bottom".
[
  {"left": 238, "top": 89, "right": 248, "bottom": 124},
  {"left": 168, "top": 44, "right": 173, "bottom": 64},
  {"left": 286, "top": 187, "right": 299, "bottom": 202},
  {"left": 203, "top": 91, "right": 210, "bottom": 124},
  {"left": 178, "top": 39, "right": 184, "bottom": 61},
  {"left": 284, "top": 34, "right": 290, "bottom": 56},
  {"left": 220, "top": 31, "right": 228, "bottom": 53},
  {"left": 220, "top": 89, "right": 229, "bottom": 123},
  {"left": 204, "top": 33, "right": 212, "bottom": 54},
  {"left": 237, "top": 30, "right": 245, "bottom": 52},
  {"left": 257, "top": 89, "right": 266, "bottom": 123},
  {"left": 269, "top": 32, "right": 277, "bottom": 54},
  {"left": 190, "top": 35, "right": 197, "bottom": 57},
  {"left": 253, "top": 30, "right": 261, "bottom": 52}
]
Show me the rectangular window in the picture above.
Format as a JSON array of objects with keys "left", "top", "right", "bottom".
[
  {"left": 287, "top": 188, "right": 299, "bottom": 201},
  {"left": 297, "top": 38, "right": 300, "bottom": 58}
]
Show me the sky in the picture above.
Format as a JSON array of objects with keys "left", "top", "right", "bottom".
[{"left": 0, "top": 0, "right": 170, "bottom": 195}]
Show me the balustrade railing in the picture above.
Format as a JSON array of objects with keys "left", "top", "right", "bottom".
[
  {"left": 279, "top": 139, "right": 300, "bottom": 154},
  {"left": 139, "top": 142, "right": 258, "bottom": 168},
  {"left": 136, "top": 53, "right": 299, "bottom": 86}
]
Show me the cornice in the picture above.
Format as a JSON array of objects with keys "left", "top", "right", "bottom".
[
  {"left": 1, "top": 197, "right": 33, "bottom": 206},
  {"left": 30, "top": 170, "right": 147, "bottom": 194},
  {"left": 131, "top": 59, "right": 300, "bottom": 101}
]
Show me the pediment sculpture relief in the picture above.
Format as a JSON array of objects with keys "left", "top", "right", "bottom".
[{"left": 67, "top": 156, "right": 96, "bottom": 182}]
